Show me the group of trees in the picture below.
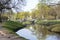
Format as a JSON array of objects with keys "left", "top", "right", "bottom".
[
  {"left": 29, "top": 0, "right": 60, "bottom": 20},
  {"left": 0, "top": 0, "right": 60, "bottom": 22},
  {"left": 0, "top": 0, "right": 26, "bottom": 22},
  {"left": 14, "top": 2, "right": 60, "bottom": 21}
]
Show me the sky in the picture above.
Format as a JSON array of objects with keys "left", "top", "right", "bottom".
[
  {"left": 22, "top": 0, "right": 39, "bottom": 12},
  {"left": 49, "top": 0, "right": 60, "bottom": 3},
  {"left": 0, "top": 0, "right": 60, "bottom": 13},
  {"left": 22, "top": 0, "right": 60, "bottom": 12}
]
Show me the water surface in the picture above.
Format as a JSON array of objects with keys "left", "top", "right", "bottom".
[{"left": 16, "top": 24, "right": 60, "bottom": 40}]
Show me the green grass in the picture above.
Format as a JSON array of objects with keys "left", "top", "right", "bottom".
[
  {"left": 48, "top": 24, "right": 60, "bottom": 32},
  {"left": 37, "top": 20, "right": 60, "bottom": 26},
  {"left": 3, "top": 21, "right": 26, "bottom": 32},
  {"left": 2, "top": 20, "right": 28, "bottom": 40},
  {"left": 37, "top": 20, "right": 60, "bottom": 33},
  {"left": 23, "top": 21, "right": 31, "bottom": 25}
]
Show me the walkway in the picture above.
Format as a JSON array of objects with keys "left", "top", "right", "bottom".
[{"left": 0, "top": 23, "right": 27, "bottom": 40}]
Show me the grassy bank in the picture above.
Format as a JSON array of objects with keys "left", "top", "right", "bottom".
[
  {"left": 2, "top": 21, "right": 28, "bottom": 40},
  {"left": 37, "top": 20, "right": 60, "bottom": 34},
  {"left": 3, "top": 21, "right": 26, "bottom": 32},
  {"left": 37, "top": 20, "right": 60, "bottom": 26}
]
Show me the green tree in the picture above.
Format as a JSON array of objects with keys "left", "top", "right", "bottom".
[
  {"left": 16, "top": 12, "right": 30, "bottom": 21},
  {"left": 0, "top": 0, "right": 26, "bottom": 22}
]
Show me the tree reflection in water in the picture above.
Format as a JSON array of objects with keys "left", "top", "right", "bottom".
[
  {"left": 16, "top": 24, "right": 60, "bottom": 40},
  {"left": 28, "top": 24, "right": 60, "bottom": 40}
]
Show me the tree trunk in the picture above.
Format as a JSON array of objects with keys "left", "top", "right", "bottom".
[
  {"left": 42, "top": 15, "right": 45, "bottom": 20},
  {"left": 54, "top": 14, "right": 58, "bottom": 20},
  {"left": 0, "top": 13, "right": 2, "bottom": 22}
]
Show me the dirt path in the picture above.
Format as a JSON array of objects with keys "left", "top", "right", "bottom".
[{"left": 0, "top": 23, "right": 27, "bottom": 40}]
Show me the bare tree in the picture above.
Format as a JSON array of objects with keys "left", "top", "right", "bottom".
[{"left": 0, "top": 0, "right": 26, "bottom": 22}]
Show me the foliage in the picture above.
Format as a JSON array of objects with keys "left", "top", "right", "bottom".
[
  {"left": 0, "top": 0, "right": 26, "bottom": 12},
  {"left": 0, "top": 0, "right": 26, "bottom": 22},
  {"left": 37, "top": 20, "right": 60, "bottom": 26},
  {"left": 51, "top": 24, "right": 60, "bottom": 32},
  {"left": 31, "top": 9, "right": 40, "bottom": 19},
  {"left": 3, "top": 21, "right": 26, "bottom": 32},
  {"left": 37, "top": 3, "right": 51, "bottom": 19},
  {"left": 16, "top": 12, "right": 30, "bottom": 20}
]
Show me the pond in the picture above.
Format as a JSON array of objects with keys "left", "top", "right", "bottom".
[{"left": 16, "top": 24, "right": 60, "bottom": 40}]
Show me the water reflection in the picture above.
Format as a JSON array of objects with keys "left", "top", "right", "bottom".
[
  {"left": 16, "top": 24, "right": 60, "bottom": 40},
  {"left": 16, "top": 28, "right": 37, "bottom": 40},
  {"left": 46, "top": 35, "right": 60, "bottom": 40}
]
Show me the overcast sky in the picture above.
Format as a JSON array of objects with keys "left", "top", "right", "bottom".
[
  {"left": 23, "top": 0, "right": 60, "bottom": 12},
  {"left": 22, "top": 0, "right": 39, "bottom": 12}
]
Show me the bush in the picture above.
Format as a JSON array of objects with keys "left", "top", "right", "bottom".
[{"left": 3, "top": 21, "right": 25, "bottom": 32}]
